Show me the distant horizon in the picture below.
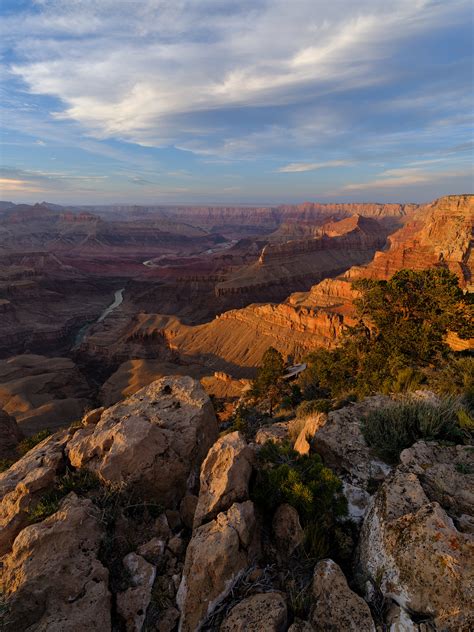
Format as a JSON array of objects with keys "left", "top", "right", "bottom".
[{"left": 2, "top": 193, "right": 473, "bottom": 210}]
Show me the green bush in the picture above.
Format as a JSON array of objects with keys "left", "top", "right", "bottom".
[
  {"left": 296, "top": 399, "right": 332, "bottom": 417},
  {"left": 17, "top": 429, "right": 52, "bottom": 456},
  {"left": 252, "top": 442, "right": 347, "bottom": 558},
  {"left": 390, "top": 367, "right": 425, "bottom": 393},
  {"left": 361, "top": 398, "right": 469, "bottom": 463},
  {"left": 226, "top": 404, "right": 271, "bottom": 439},
  {"left": 299, "top": 269, "right": 473, "bottom": 401}
]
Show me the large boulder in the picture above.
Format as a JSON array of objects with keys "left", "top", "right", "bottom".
[
  {"left": 400, "top": 441, "right": 474, "bottom": 526},
  {"left": 177, "top": 501, "right": 258, "bottom": 632},
  {"left": 357, "top": 467, "right": 474, "bottom": 631},
  {"left": 0, "top": 429, "right": 70, "bottom": 555},
  {"left": 219, "top": 592, "right": 287, "bottom": 631},
  {"left": 310, "top": 559, "right": 376, "bottom": 632},
  {"left": 193, "top": 431, "right": 254, "bottom": 528},
  {"left": 0, "top": 408, "right": 23, "bottom": 460},
  {"left": 67, "top": 376, "right": 218, "bottom": 506},
  {"left": 1, "top": 493, "right": 111, "bottom": 632},
  {"left": 312, "top": 397, "right": 392, "bottom": 490}
]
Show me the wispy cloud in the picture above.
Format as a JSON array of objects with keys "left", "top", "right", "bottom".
[
  {"left": 343, "top": 166, "right": 472, "bottom": 191},
  {"left": 3, "top": 0, "right": 471, "bottom": 152},
  {"left": 277, "top": 160, "right": 351, "bottom": 173}
]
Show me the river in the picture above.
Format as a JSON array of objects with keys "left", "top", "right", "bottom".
[{"left": 74, "top": 288, "right": 125, "bottom": 346}]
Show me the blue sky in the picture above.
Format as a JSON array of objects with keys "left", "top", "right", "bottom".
[{"left": 0, "top": 0, "right": 472, "bottom": 204}]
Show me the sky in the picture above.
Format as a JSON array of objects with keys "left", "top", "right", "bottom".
[{"left": 0, "top": 0, "right": 473, "bottom": 205}]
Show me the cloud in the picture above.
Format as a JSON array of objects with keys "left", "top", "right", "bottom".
[
  {"left": 343, "top": 166, "right": 471, "bottom": 191},
  {"left": 3, "top": 0, "right": 471, "bottom": 154},
  {"left": 277, "top": 160, "right": 351, "bottom": 173}
]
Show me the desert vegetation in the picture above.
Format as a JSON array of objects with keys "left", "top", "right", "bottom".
[{"left": 298, "top": 268, "right": 473, "bottom": 402}]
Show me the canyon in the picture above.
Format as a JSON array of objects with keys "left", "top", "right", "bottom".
[
  {"left": 0, "top": 193, "right": 472, "bottom": 632},
  {"left": 0, "top": 194, "right": 472, "bottom": 434}
]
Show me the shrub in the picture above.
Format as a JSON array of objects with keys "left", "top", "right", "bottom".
[
  {"left": 361, "top": 397, "right": 469, "bottom": 463},
  {"left": 251, "top": 442, "right": 347, "bottom": 558},
  {"left": 17, "top": 429, "right": 52, "bottom": 456},
  {"left": 227, "top": 404, "right": 271, "bottom": 439},
  {"left": 296, "top": 399, "right": 332, "bottom": 417},
  {"left": 390, "top": 367, "right": 425, "bottom": 393}
]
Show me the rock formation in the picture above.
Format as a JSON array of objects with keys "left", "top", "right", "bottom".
[
  {"left": 177, "top": 501, "right": 259, "bottom": 632},
  {"left": 0, "top": 382, "right": 472, "bottom": 631},
  {"left": 67, "top": 376, "right": 218, "bottom": 505},
  {"left": 357, "top": 459, "right": 474, "bottom": 631},
  {"left": 310, "top": 559, "right": 376, "bottom": 631},
  {"left": 2, "top": 493, "right": 111, "bottom": 631}
]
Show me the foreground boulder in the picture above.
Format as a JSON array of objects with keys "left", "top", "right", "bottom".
[
  {"left": 1, "top": 493, "right": 111, "bottom": 632},
  {"left": 357, "top": 465, "right": 474, "bottom": 631},
  {"left": 193, "top": 431, "right": 254, "bottom": 528},
  {"left": 400, "top": 441, "right": 474, "bottom": 528},
  {"left": 220, "top": 592, "right": 287, "bottom": 631},
  {"left": 67, "top": 376, "right": 218, "bottom": 506},
  {"left": 0, "top": 429, "right": 70, "bottom": 555},
  {"left": 177, "top": 501, "right": 258, "bottom": 632},
  {"left": 310, "top": 559, "right": 376, "bottom": 632}
]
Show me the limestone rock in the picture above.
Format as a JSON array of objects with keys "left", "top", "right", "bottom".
[
  {"left": 272, "top": 503, "right": 304, "bottom": 558},
  {"left": 310, "top": 559, "right": 376, "bottom": 632},
  {"left": 67, "top": 376, "right": 218, "bottom": 506},
  {"left": 117, "top": 552, "right": 156, "bottom": 632},
  {"left": 0, "top": 408, "right": 23, "bottom": 460},
  {"left": 312, "top": 397, "right": 392, "bottom": 489},
  {"left": 177, "top": 500, "right": 258, "bottom": 632},
  {"left": 1, "top": 493, "right": 111, "bottom": 632},
  {"left": 0, "top": 429, "right": 70, "bottom": 555},
  {"left": 82, "top": 406, "right": 105, "bottom": 426},
  {"left": 400, "top": 441, "right": 474, "bottom": 521},
  {"left": 219, "top": 592, "right": 287, "bottom": 631},
  {"left": 193, "top": 431, "right": 254, "bottom": 528},
  {"left": 255, "top": 422, "right": 290, "bottom": 445},
  {"left": 292, "top": 412, "right": 327, "bottom": 455},
  {"left": 357, "top": 468, "right": 474, "bottom": 631}
]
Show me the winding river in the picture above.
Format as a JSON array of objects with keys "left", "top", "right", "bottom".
[{"left": 74, "top": 288, "right": 125, "bottom": 346}]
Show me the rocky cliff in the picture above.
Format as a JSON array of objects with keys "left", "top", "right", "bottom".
[
  {"left": 163, "top": 195, "right": 473, "bottom": 372},
  {"left": 1, "top": 384, "right": 471, "bottom": 631}
]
